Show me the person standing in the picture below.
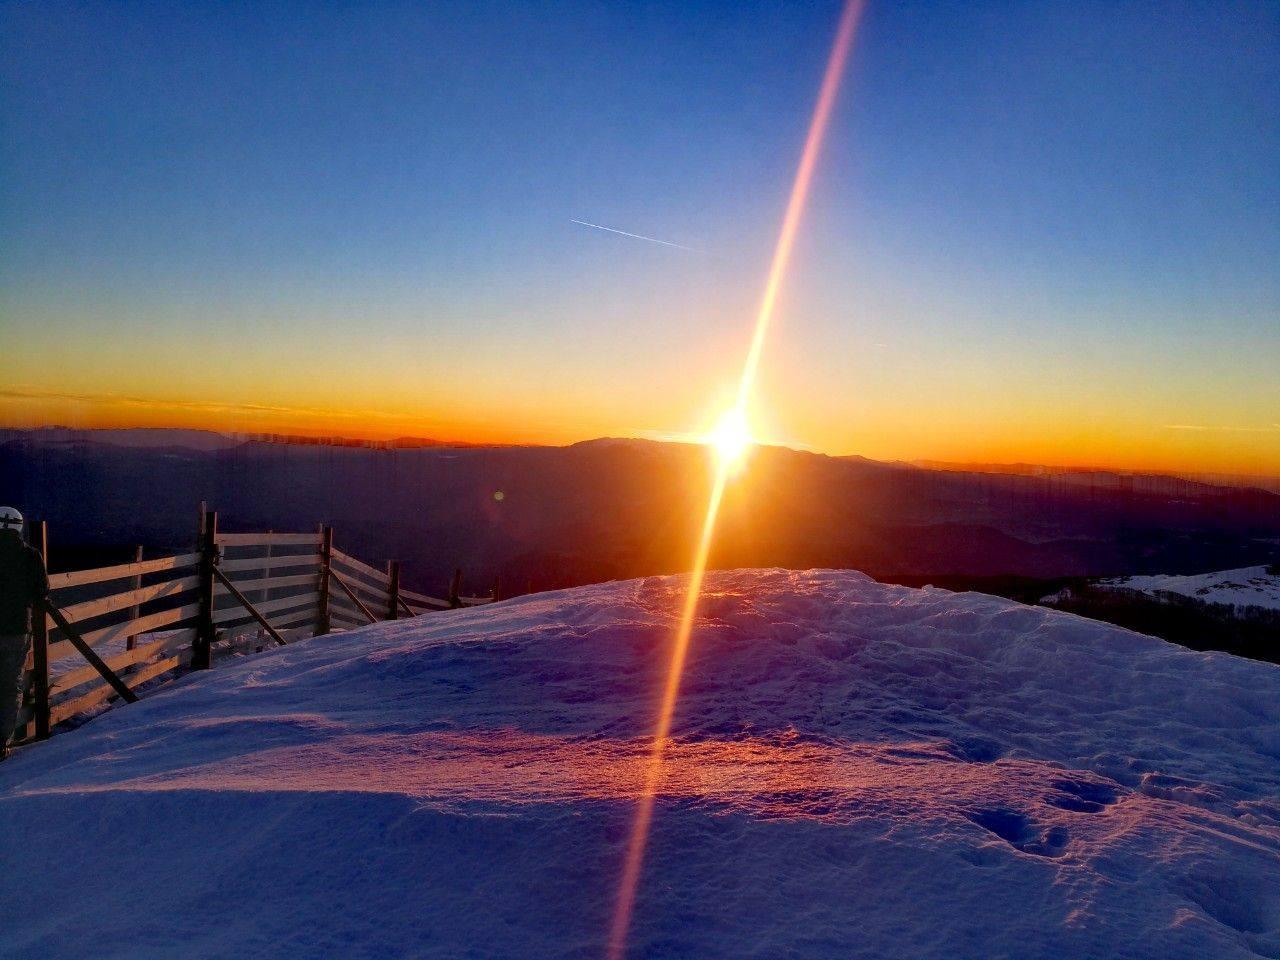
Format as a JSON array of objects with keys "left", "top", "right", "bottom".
[{"left": 0, "top": 507, "right": 47, "bottom": 759}]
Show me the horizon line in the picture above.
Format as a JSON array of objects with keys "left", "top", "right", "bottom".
[{"left": 5, "top": 423, "right": 1280, "bottom": 486}]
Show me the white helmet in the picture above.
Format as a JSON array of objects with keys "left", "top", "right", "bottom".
[{"left": 0, "top": 506, "right": 23, "bottom": 534}]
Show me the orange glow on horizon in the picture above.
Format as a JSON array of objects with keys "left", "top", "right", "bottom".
[
  {"left": 604, "top": 4, "right": 866, "bottom": 958},
  {"left": 2, "top": 383, "right": 1278, "bottom": 478}
]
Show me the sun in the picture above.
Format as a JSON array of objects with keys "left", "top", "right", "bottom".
[{"left": 708, "top": 406, "right": 754, "bottom": 473}]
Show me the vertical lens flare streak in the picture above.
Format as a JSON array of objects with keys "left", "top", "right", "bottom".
[
  {"left": 605, "top": 4, "right": 865, "bottom": 959},
  {"left": 735, "top": 0, "right": 864, "bottom": 414},
  {"left": 605, "top": 468, "right": 729, "bottom": 959}
]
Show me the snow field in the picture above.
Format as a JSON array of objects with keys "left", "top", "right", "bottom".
[{"left": 2, "top": 569, "right": 1278, "bottom": 959}]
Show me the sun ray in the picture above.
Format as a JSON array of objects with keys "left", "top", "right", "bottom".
[{"left": 604, "top": 4, "right": 866, "bottom": 958}]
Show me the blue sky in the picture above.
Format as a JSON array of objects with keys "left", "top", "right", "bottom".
[{"left": 2, "top": 1, "right": 1277, "bottom": 472}]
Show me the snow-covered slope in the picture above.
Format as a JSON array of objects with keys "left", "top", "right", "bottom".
[
  {"left": 2, "top": 570, "right": 1278, "bottom": 959},
  {"left": 1099, "top": 565, "right": 1280, "bottom": 612}
]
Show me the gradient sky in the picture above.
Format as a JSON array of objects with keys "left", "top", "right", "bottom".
[{"left": 2, "top": 1, "right": 1278, "bottom": 475}]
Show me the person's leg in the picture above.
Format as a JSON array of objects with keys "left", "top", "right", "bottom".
[{"left": 0, "top": 634, "right": 32, "bottom": 750}]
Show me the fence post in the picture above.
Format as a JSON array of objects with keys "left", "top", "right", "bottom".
[
  {"left": 386, "top": 561, "right": 400, "bottom": 621},
  {"left": 126, "top": 544, "right": 143, "bottom": 652},
  {"left": 316, "top": 525, "right": 333, "bottom": 635},
  {"left": 29, "top": 519, "right": 50, "bottom": 741},
  {"left": 258, "top": 530, "right": 274, "bottom": 606},
  {"left": 255, "top": 530, "right": 274, "bottom": 649},
  {"left": 193, "top": 509, "right": 217, "bottom": 670},
  {"left": 448, "top": 568, "right": 462, "bottom": 609},
  {"left": 491, "top": 576, "right": 501, "bottom": 603}
]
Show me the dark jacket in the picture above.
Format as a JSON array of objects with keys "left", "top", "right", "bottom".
[{"left": 0, "top": 534, "right": 47, "bottom": 634}]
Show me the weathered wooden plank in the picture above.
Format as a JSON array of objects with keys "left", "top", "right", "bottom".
[
  {"left": 48, "top": 654, "right": 182, "bottom": 726},
  {"left": 271, "top": 609, "right": 318, "bottom": 630},
  {"left": 327, "top": 601, "right": 362, "bottom": 618},
  {"left": 327, "top": 590, "right": 365, "bottom": 615},
  {"left": 216, "top": 532, "right": 321, "bottom": 548},
  {"left": 328, "top": 563, "right": 392, "bottom": 603},
  {"left": 48, "top": 552, "right": 201, "bottom": 591},
  {"left": 52, "top": 640, "right": 153, "bottom": 695},
  {"left": 217, "top": 553, "right": 320, "bottom": 574},
  {"left": 386, "top": 560, "right": 400, "bottom": 621},
  {"left": 337, "top": 580, "right": 391, "bottom": 614},
  {"left": 44, "top": 602, "right": 139, "bottom": 704},
  {"left": 327, "top": 593, "right": 367, "bottom": 616},
  {"left": 156, "top": 628, "right": 197, "bottom": 652},
  {"left": 49, "top": 631, "right": 189, "bottom": 695},
  {"left": 58, "top": 576, "right": 200, "bottom": 625},
  {"left": 316, "top": 525, "right": 333, "bottom": 636},
  {"left": 125, "top": 653, "right": 184, "bottom": 687},
  {"left": 330, "top": 550, "right": 390, "bottom": 586},
  {"left": 400, "top": 600, "right": 440, "bottom": 618},
  {"left": 193, "top": 510, "right": 217, "bottom": 670},
  {"left": 82, "top": 603, "right": 200, "bottom": 649},
  {"left": 48, "top": 603, "right": 202, "bottom": 662},
  {"left": 328, "top": 571, "right": 379, "bottom": 624},
  {"left": 124, "top": 545, "right": 144, "bottom": 654},
  {"left": 45, "top": 638, "right": 75, "bottom": 665},
  {"left": 48, "top": 682, "right": 116, "bottom": 725},
  {"left": 399, "top": 587, "right": 451, "bottom": 609},
  {"left": 211, "top": 567, "right": 287, "bottom": 646},
  {"left": 212, "top": 590, "right": 317, "bottom": 625},
  {"left": 214, "top": 573, "right": 319, "bottom": 595},
  {"left": 396, "top": 587, "right": 486, "bottom": 609},
  {"left": 336, "top": 572, "right": 389, "bottom": 607},
  {"left": 49, "top": 666, "right": 105, "bottom": 698}
]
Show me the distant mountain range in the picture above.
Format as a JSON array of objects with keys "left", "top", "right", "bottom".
[
  {"left": 3, "top": 427, "right": 1278, "bottom": 598},
  {"left": 913, "top": 458, "right": 1280, "bottom": 495},
  {"left": 1, "top": 426, "right": 492, "bottom": 451}
]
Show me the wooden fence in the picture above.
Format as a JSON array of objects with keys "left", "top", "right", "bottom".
[{"left": 13, "top": 507, "right": 493, "bottom": 744}]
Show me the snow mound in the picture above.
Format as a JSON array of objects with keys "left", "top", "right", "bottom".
[
  {"left": 3, "top": 569, "right": 1279, "bottom": 959},
  {"left": 1100, "top": 565, "right": 1280, "bottom": 612}
]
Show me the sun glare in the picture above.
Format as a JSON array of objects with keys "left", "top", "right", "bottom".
[
  {"left": 709, "top": 406, "right": 753, "bottom": 473},
  {"left": 606, "top": 4, "right": 866, "bottom": 958}
]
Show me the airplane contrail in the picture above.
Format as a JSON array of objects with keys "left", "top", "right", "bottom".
[{"left": 569, "top": 218, "right": 698, "bottom": 252}]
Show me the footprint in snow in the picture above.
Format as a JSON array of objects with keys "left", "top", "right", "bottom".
[
  {"left": 965, "top": 808, "right": 1071, "bottom": 859},
  {"left": 1045, "top": 778, "right": 1122, "bottom": 814}
]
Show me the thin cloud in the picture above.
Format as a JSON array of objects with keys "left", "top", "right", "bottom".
[
  {"left": 1163, "top": 423, "right": 1280, "bottom": 433},
  {"left": 570, "top": 219, "right": 699, "bottom": 252},
  {"left": 0, "top": 387, "right": 401, "bottom": 421}
]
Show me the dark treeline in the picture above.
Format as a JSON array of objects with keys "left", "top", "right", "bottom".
[
  {"left": 887, "top": 572, "right": 1280, "bottom": 665},
  {"left": 1045, "top": 586, "right": 1280, "bottom": 665}
]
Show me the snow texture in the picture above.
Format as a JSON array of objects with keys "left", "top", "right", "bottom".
[
  {"left": 1099, "top": 565, "right": 1280, "bottom": 613},
  {"left": 2, "top": 569, "right": 1278, "bottom": 959}
]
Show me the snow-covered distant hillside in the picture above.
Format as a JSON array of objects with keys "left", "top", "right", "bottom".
[
  {"left": 1098, "top": 565, "right": 1280, "bottom": 612},
  {"left": 2, "top": 570, "right": 1278, "bottom": 959}
]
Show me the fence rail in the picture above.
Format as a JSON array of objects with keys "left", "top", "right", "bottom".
[{"left": 14, "top": 506, "right": 495, "bottom": 745}]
